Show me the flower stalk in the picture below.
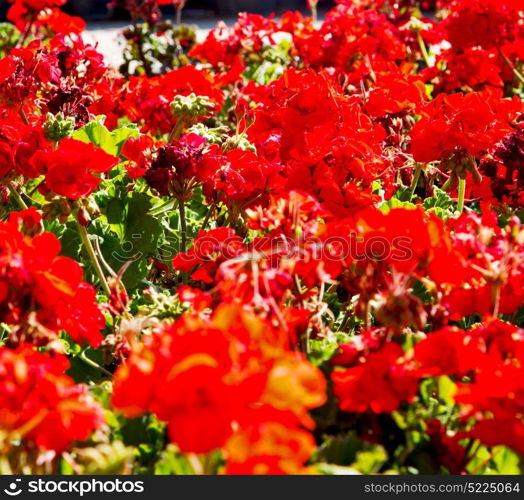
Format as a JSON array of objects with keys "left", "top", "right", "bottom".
[
  {"left": 75, "top": 217, "right": 111, "bottom": 296},
  {"left": 457, "top": 177, "right": 466, "bottom": 214},
  {"left": 178, "top": 199, "right": 187, "bottom": 253},
  {"left": 8, "top": 182, "right": 28, "bottom": 211},
  {"left": 408, "top": 165, "right": 422, "bottom": 201}
]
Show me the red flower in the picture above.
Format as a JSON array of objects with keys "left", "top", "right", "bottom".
[
  {"left": 145, "top": 133, "right": 206, "bottom": 199},
  {"left": 411, "top": 90, "right": 522, "bottom": 163},
  {"left": 0, "top": 211, "right": 105, "bottom": 347},
  {"left": 224, "top": 421, "right": 316, "bottom": 475},
  {"left": 121, "top": 134, "right": 156, "bottom": 179},
  {"left": 414, "top": 327, "right": 485, "bottom": 377},
  {"left": 282, "top": 5, "right": 407, "bottom": 81},
  {"left": 160, "top": 364, "right": 235, "bottom": 454},
  {"left": 8, "top": 0, "right": 66, "bottom": 9},
  {"left": 189, "top": 13, "right": 280, "bottom": 68},
  {"left": 0, "top": 58, "right": 15, "bottom": 86},
  {"left": 246, "top": 68, "right": 387, "bottom": 215},
  {"left": 0, "top": 43, "right": 61, "bottom": 109},
  {"left": 0, "top": 113, "right": 52, "bottom": 179},
  {"left": 365, "top": 63, "right": 427, "bottom": 118},
  {"left": 122, "top": 66, "right": 223, "bottom": 135},
  {"left": 113, "top": 304, "right": 325, "bottom": 458},
  {"left": 200, "top": 147, "right": 272, "bottom": 207},
  {"left": 332, "top": 342, "right": 419, "bottom": 414},
  {"left": 444, "top": 0, "right": 520, "bottom": 51},
  {"left": 442, "top": 211, "right": 524, "bottom": 317},
  {"left": 456, "top": 362, "right": 524, "bottom": 455},
  {"left": 31, "top": 138, "right": 119, "bottom": 199},
  {"left": 0, "top": 140, "right": 13, "bottom": 179},
  {"left": 172, "top": 227, "right": 246, "bottom": 284},
  {"left": 37, "top": 9, "right": 86, "bottom": 35},
  {"left": 425, "top": 420, "right": 468, "bottom": 474},
  {"left": 0, "top": 344, "right": 104, "bottom": 452},
  {"left": 113, "top": 308, "right": 244, "bottom": 453}
]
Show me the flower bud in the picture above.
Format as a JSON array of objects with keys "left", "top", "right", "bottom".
[
  {"left": 43, "top": 112, "right": 76, "bottom": 142},
  {"left": 170, "top": 93, "right": 215, "bottom": 125}
]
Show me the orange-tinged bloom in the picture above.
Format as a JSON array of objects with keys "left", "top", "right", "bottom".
[
  {"left": 0, "top": 345, "right": 104, "bottom": 452},
  {"left": 224, "top": 422, "right": 317, "bottom": 475},
  {"left": 113, "top": 304, "right": 326, "bottom": 463}
]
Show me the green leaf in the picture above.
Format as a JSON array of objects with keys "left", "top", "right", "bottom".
[
  {"left": 316, "top": 464, "right": 360, "bottom": 475},
  {"left": 491, "top": 446, "right": 521, "bottom": 475},
  {"left": 423, "top": 186, "right": 454, "bottom": 217},
  {"left": 121, "top": 192, "right": 162, "bottom": 288},
  {"left": 437, "top": 375, "right": 456, "bottom": 405},
  {"left": 154, "top": 445, "right": 196, "bottom": 475},
  {"left": 419, "top": 378, "right": 433, "bottom": 406},
  {"left": 73, "top": 116, "right": 139, "bottom": 157},
  {"left": 380, "top": 189, "right": 416, "bottom": 213},
  {"left": 67, "top": 347, "right": 107, "bottom": 384},
  {"left": 88, "top": 192, "right": 163, "bottom": 290},
  {"left": 57, "top": 223, "right": 82, "bottom": 262},
  {"left": 105, "top": 197, "right": 127, "bottom": 240},
  {"left": 353, "top": 445, "right": 388, "bottom": 474}
]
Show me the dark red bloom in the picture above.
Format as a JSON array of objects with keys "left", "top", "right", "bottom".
[{"left": 145, "top": 133, "right": 205, "bottom": 199}]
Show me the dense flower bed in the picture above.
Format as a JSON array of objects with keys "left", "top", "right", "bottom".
[{"left": 0, "top": 0, "right": 523, "bottom": 475}]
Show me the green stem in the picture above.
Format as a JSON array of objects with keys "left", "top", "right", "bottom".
[
  {"left": 408, "top": 165, "right": 422, "bottom": 201},
  {"left": 79, "top": 350, "right": 112, "bottom": 378},
  {"left": 178, "top": 200, "right": 187, "bottom": 253},
  {"left": 8, "top": 182, "right": 28, "bottom": 210},
  {"left": 0, "top": 455, "right": 12, "bottom": 475},
  {"left": 417, "top": 32, "right": 432, "bottom": 68},
  {"left": 498, "top": 48, "right": 524, "bottom": 85},
  {"left": 149, "top": 198, "right": 177, "bottom": 216},
  {"left": 311, "top": 4, "right": 318, "bottom": 22},
  {"left": 441, "top": 176, "right": 452, "bottom": 191},
  {"left": 76, "top": 219, "right": 111, "bottom": 296},
  {"left": 201, "top": 452, "right": 216, "bottom": 475},
  {"left": 18, "top": 108, "right": 29, "bottom": 125},
  {"left": 200, "top": 203, "right": 215, "bottom": 232},
  {"left": 491, "top": 282, "right": 501, "bottom": 317},
  {"left": 20, "top": 13, "right": 36, "bottom": 47},
  {"left": 168, "top": 119, "right": 185, "bottom": 144},
  {"left": 133, "top": 19, "right": 152, "bottom": 78},
  {"left": 457, "top": 177, "right": 466, "bottom": 214},
  {"left": 338, "top": 309, "right": 350, "bottom": 333}
]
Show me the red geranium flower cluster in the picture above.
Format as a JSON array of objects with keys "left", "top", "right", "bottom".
[
  {"left": 0, "top": 209, "right": 105, "bottom": 347},
  {"left": 247, "top": 69, "right": 388, "bottom": 215},
  {"left": 113, "top": 304, "right": 326, "bottom": 473},
  {"left": 415, "top": 319, "right": 524, "bottom": 455},
  {"left": 121, "top": 66, "right": 223, "bottom": 135},
  {"left": 1, "top": 0, "right": 524, "bottom": 476},
  {"left": 443, "top": 0, "right": 521, "bottom": 51},
  {"left": 189, "top": 13, "right": 279, "bottom": 68},
  {"left": 411, "top": 90, "right": 522, "bottom": 163},
  {"left": 282, "top": 4, "right": 408, "bottom": 83},
  {"left": 0, "top": 344, "right": 104, "bottom": 452},
  {"left": 7, "top": 0, "right": 85, "bottom": 36},
  {"left": 0, "top": 113, "right": 51, "bottom": 180},
  {"left": 31, "top": 138, "right": 119, "bottom": 199}
]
